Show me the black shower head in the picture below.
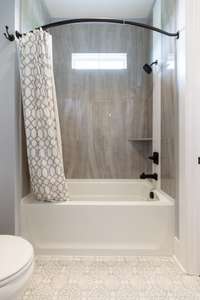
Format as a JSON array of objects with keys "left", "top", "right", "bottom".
[
  {"left": 143, "top": 64, "right": 153, "bottom": 74},
  {"left": 143, "top": 60, "right": 158, "bottom": 74}
]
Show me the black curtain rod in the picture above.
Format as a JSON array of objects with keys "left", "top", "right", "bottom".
[{"left": 4, "top": 18, "right": 179, "bottom": 41}]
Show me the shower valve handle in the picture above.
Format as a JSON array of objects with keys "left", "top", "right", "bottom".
[{"left": 148, "top": 152, "right": 159, "bottom": 165}]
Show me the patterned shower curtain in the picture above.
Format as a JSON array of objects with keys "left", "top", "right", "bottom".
[{"left": 17, "top": 29, "right": 69, "bottom": 202}]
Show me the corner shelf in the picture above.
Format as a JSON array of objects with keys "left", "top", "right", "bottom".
[{"left": 128, "top": 138, "right": 152, "bottom": 142}]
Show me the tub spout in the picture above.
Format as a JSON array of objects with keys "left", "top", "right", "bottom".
[{"left": 140, "top": 172, "right": 158, "bottom": 181}]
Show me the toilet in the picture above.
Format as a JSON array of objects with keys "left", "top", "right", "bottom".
[{"left": 0, "top": 235, "right": 34, "bottom": 300}]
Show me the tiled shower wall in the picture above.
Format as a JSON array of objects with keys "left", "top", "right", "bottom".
[
  {"left": 161, "top": 0, "right": 178, "bottom": 199},
  {"left": 50, "top": 24, "right": 153, "bottom": 178}
]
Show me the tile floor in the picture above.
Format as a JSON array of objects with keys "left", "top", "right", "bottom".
[{"left": 20, "top": 256, "right": 200, "bottom": 300}]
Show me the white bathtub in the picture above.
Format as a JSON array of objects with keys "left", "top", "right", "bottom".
[{"left": 21, "top": 180, "right": 174, "bottom": 255}]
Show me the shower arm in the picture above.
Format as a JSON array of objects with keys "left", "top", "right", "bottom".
[
  {"left": 3, "top": 18, "right": 179, "bottom": 41},
  {"left": 150, "top": 61, "right": 158, "bottom": 67}
]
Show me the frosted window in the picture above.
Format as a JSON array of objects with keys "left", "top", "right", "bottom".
[{"left": 72, "top": 53, "right": 127, "bottom": 70}]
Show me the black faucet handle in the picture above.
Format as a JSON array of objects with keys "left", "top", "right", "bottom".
[{"left": 148, "top": 152, "right": 159, "bottom": 165}]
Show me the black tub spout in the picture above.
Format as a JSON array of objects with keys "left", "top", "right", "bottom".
[{"left": 140, "top": 172, "right": 158, "bottom": 181}]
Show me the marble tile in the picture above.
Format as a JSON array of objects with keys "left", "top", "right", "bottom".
[
  {"left": 160, "top": 0, "right": 178, "bottom": 199},
  {"left": 20, "top": 256, "right": 200, "bottom": 300},
  {"left": 49, "top": 24, "right": 153, "bottom": 178}
]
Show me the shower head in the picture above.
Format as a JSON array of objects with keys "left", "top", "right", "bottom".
[{"left": 143, "top": 60, "right": 158, "bottom": 74}]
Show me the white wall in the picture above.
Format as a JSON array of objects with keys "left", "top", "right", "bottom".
[
  {"left": 152, "top": 0, "right": 200, "bottom": 274},
  {"left": 185, "top": 0, "right": 200, "bottom": 274},
  {"left": 176, "top": 0, "right": 200, "bottom": 275},
  {"left": 21, "top": 0, "right": 50, "bottom": 32},
  {"left": 0, "top": 0, "right": 20, "bottom": 234},
  {"left": 175, "top": 0, "right": 186, "bottom": 270}
]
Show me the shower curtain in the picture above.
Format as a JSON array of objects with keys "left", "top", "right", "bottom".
[{"left": 17, "top": 29, "right": 69, "bottom": 202}]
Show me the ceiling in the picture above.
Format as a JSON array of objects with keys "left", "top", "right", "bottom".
[{"left": 43, "top": 0, "right": 155, "bottom": 20}]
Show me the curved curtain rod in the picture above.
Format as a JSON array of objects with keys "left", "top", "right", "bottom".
[
  {"left": 40, "top": 18, "right": 179, "bottom": 38},
  {"left": 4, "top": 18, "right": 180, "bottom": 41}
]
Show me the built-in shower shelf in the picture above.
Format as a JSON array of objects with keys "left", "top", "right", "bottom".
[{"left": 128, "top": 138, "right": 152, "bottom": 142}]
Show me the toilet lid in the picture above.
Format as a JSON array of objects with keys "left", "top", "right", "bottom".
[{"left": 0, "top": 235, "right": 34, "bottom": 283}]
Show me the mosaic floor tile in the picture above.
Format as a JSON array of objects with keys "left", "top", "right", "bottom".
[{"left": 19, "top": 256, "right": 200, "bottom": 300}]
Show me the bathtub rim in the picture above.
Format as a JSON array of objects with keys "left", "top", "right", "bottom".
[{"left": 21, "top": 179, "right": 174, "bottom": 207}]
